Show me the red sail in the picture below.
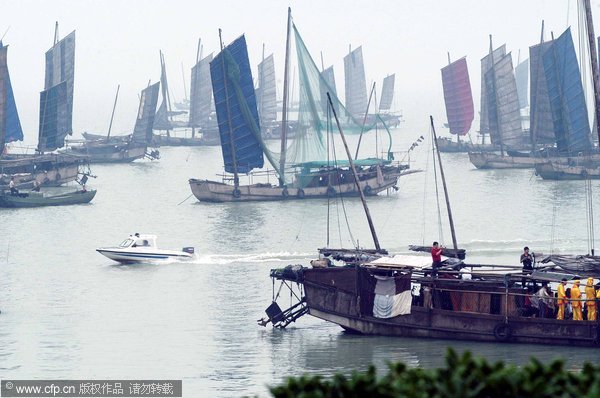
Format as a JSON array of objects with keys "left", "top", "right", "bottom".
[{"left": 441, "top": 57, "right": 474, "bottom": 136}]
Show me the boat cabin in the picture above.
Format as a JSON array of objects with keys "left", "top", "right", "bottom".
[{"left": 119, "top": 234, "right": 158, "bottom": 249}]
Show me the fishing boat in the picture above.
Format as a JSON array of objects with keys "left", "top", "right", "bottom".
[
  {"left": 438, "top": 55, "right": 493, "bottom": 153},
  {"left": 535, "top": 2, "right": 600, "bottom": 180},
  {"left": 189, "top": 10, "right": 413, "bottom": 203},
  {"left": 0, "top": 188, "right": 96, "bottom": 208},
  {"left": 472, "top": 24, "right": 598, "bottom": 170},
  {"left": 96, "top": 234, "right": 195, "bottom": 264},
  {"left": 468, "top": 37, "right": 536, "bottom": 169},
  {"left": 259, "top": 115, "right": 600, "bottom": 348},
  {"left": 187, "top": 39, "right": 220, "bottom": 145},
  {"left": 65, "top": 83, "right": 161, "bottom": 163},
  {"left": 0, "top": 27, "right": 87, "bottom": 189}
]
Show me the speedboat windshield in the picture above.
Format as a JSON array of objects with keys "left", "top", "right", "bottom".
[{"left": 119, "top": 238, "right": 134, "bottom": 248}]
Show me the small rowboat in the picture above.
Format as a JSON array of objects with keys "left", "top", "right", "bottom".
[{"left": 0, "top": 189, "right": 96, "bottom": 208}]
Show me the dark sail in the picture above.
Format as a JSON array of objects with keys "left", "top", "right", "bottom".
[
  {"left": 132, "top": 82, "right": 160, "bottom": 144},
  {"left": 484, "top": 53, "right": 523, "bottom": 148},
  {"left": 441, "top": 57, "right": 474, "bottom": 136},
  {"left": 39, "top": 30, "right": 75, "bottom": 151},
  {"left": 38, "top": 81, "right": 68, "bottom": 152},
  {"left": 0, "top": 42, "right": 23, "bottom": 149},
  {"left": 543, "top": 28, "right": 592, "bottom": 153},
  {"left": 480, "top": 45, "right": 506, "bottom": 136},
  {"left": 344, "top": 46, "right": 368, "bottom": 117},
  {"left": 189, "top": 53, "right": 213, "bottom": 129},
  {"left": 256, "top": 53, "right": 277, "bottom": 124},
  {"left": 515, "top": 58, "right": 529, "bottom": 109},
  {"left": 379, "top": 74, "right": 395, "bottom": 112},
  {"left": 153, "top": 52, "right": 173, "bottom": 131},
  {"left": 529, "top": 40, "right": 556, "bottom": 145},
  {"left": 210, "top": 35, "right": 264, "bottom": 174}
]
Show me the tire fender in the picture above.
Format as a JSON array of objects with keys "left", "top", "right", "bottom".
[{"left": 493, "top": 323, "right": 512, "bottom": 342}]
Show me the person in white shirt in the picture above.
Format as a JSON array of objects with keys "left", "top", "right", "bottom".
[{"left": 8, "top": 177, "right": 18, "bottom": 195}]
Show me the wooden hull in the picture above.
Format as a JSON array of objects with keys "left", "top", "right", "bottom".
[
  {"left": 535, "top": 162, "right": 600, "bottom": 180},
  {"left": 0, "top": 189, "right": 97, "bottom": 208},
  {"left": 66, "top": 144, "right": 147, "bottom": 163},
  {"left": 152, "top": 134, "right": 204, "bottom": 147},
  {"left": 303, "top": 281, "right": 600, "bottom": 347},
  {"left": 469, "top": 152, "right": 546, "bottom": 169},
  {"left": 0, "top": 154, "right": 83, "bottom": 189},
  {"left": 189, "top": 170, "right": 403, "bottom": 203},
  {"left": 436, "top": 139, "right": 498, "bottom": 153}
]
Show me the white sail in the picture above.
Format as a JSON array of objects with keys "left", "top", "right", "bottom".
[
  {"left": 379, "top": 74, "right": 395, "bottom": 112},
  {"left": 256, "top": 53, "right": 277, "bottom": 124},
  {"left": 343, "top": 46, "right": 368, "bottom": 117}
]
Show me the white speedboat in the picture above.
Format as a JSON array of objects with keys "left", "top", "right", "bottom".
[{"left": 97, "top": 234, "right": 195, "bottom": 264}]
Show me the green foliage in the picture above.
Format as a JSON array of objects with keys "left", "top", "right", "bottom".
[{"left": 268, "top": 348, "right": 600, "bottom": 398}]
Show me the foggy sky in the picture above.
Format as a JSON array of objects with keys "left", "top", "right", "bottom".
[{"left": 1, "top": 0, "right": 593, "bottom": 147}]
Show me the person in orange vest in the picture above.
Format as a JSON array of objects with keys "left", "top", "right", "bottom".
[
  {"left": 557, "top": 278, "right": 568, "bottom": 320},
  {"left": 571, "top": 280, "right": 583, "bottom": 321},
  {"left": 586, "top": 278, "right": 596, "bottom": 321}
]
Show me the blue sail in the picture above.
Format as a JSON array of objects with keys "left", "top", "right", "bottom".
[
  {"left": 132, "top": 82, "right": 160, "bottom": 144},
  {"left": 210, "top": 35, "right": 264, "bottom": 174},
  {"left": 44, "top": 31, "right": 75, "bottom": 139},
  {"left": 0, "top": 42, "right": 24, "bottom": 147},
  {"left": 38, "top": 81, "right": 68, "bottom": 152},
  {"left": 543, "top": 28, "right": 592, "bottom": 153}
]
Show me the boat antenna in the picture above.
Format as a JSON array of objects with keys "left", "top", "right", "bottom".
[
  {"left": 328, "top": 92, "right": 381, "bottom": 251},
  {"left": 218, "top": 28, "right": 240, "bottom": 189},
  {"left": 320, "top": 51, "right": 325, "bottom": 72},
  {"left": 279, "top": 7, "right": 292, "bottom": 187},
  {"left": 430, "top": 115, "right": 458, "bottom": 252},
  {"left": 106, "top": 84, "right": 120, "bottom": 142},
  {"left": 447, "top": 52, "right": 451, "bottom": 65},
  {"left": 355, "top": 81, "right": 376, "bottom": 159}
]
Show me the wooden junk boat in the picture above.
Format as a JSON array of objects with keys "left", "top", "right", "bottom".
[
  {"left": 261, "top": 253, "right": 600, "bottom": 347},
  {"left": 258, "top": 114, "right": 600, "bottom": 347}
]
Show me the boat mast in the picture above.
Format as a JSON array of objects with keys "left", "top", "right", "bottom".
[
  {"left": 488, "top": 35, "right": 505, "bottom": 156},
  {"left": 583, "top": 0, "right": 600, "bottom": 145},
  {"left": 530, "top": 21, "right": 545, "bottom": 151},
  {"left": 328, "top": 92, "right": 381, "bottom": 251},
  {"left": 53, "top": 21, "right": 59, "bottom": 46},
  {"left": 447, "top": 52, "right": 461, "bottom": 144},
  {"left": 354, "top": 82, "right": 376, "bottom": 159},
  {"left": 279, "top": 7, "right": 292, "bottom": 187},
  {"left": 181, "top": 63, "right": 188, "bottom": 102},
  {"left": 106, "top": 84, "right": 120, "bottom": 142},
  {"left": 218, "top": 29, "right": 239, "bottom": 189},
  {"left": 191, "top": 38, "right": 202, "bottom": 139},
  {"left": 431, "top": 115, "right": 458, "bottom": 252}
]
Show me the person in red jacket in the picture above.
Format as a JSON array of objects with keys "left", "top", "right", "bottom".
[{"left": 431, "top": 241, "right": 443, "bottom": 269}]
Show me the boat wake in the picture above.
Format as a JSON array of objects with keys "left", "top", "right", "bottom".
[{"left": 187, "top": 251, "right": 313, "bottom": 265}]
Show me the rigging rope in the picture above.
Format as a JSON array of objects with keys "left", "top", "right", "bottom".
[
  {"left": 421, "top": 131, "right": 432, "bottom": 245},
  {"left": 431, "top": 126, "right": 445, "bottom": 245}
]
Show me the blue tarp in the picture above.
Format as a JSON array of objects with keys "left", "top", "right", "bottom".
[
  {"left": 210, "top": 35, "right": 264, "bottom": 174},
  {"left": 543, "top": 28, "right": 592, "bottom": 153},
  {"left": 38, "top": 81, "right": 68, "bottom": 152}
]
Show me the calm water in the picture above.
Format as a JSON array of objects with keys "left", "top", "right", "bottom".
[{"left": 1, "top": 129, "right": 599, "bottom": 397}]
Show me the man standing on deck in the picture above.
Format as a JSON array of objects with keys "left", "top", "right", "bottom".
[
  {"left": 557, "top": 278, "right": 568, "bottom": 320},
  {"left": 585, "top": 278, "right": 596, "bottom": 321},
  {"left": 8, "top": 176, "right": 18, "bottom": 195},
  {"left": 571, "top": 280, "right": 583, "bottom": 321},
  {"left": 520, "top": 247, "right": 533, "bottom": 272},
  {"left": 431, "top": 242, "right": 443, "bottom": 270}
]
